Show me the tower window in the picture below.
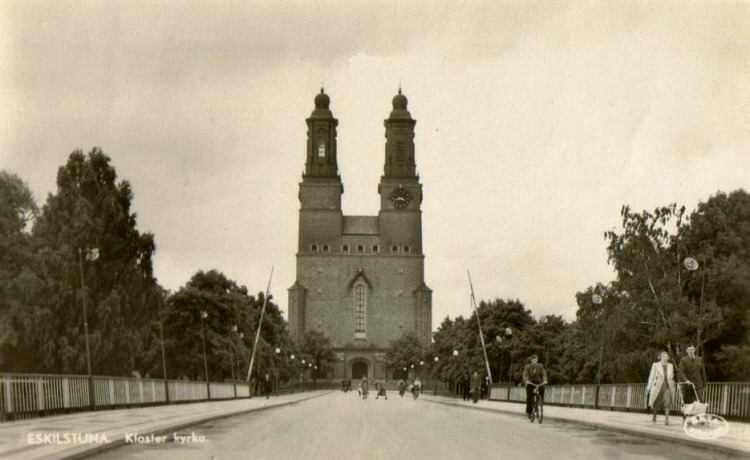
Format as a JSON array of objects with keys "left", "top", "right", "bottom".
[
  {"left": 396, "top": 142, "right": 405, "bottom": 165},
  {"left": 357, "top": 245, "right": 364, "bottom": 253},
  {"left": 355, "top": 284, "right": 366, "bottom": 337},
  {"left": 392, "top": 245, "right": 398, "bottom": 253},
  {"left": 318, "top": 141, "right": 326, "bottom": 157},
  {"left": 323, "top": 245, "right": 329, "bottom": 252},
  {"left": 403, "top": 245, "right": 410, "bottom": 253},
  {"left": 311, "top": 244, "right": 318, "bottom": 252},
  {"left": 372, "top": 245, "right": 379, "bottom": 253},
  {"left": 342, "top": 245, "right": 349, "bottom": 252}
]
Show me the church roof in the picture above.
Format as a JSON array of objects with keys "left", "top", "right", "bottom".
[{"left": 342, "top": 216, "right": 379, "bottom": 235}]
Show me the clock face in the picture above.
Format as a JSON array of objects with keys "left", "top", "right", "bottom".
[{"left": 390, "top": 188, "right": 411, "bottom": 209}]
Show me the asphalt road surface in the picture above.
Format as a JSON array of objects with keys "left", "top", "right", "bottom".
[{"left": 99, "top": 391, "right": 736, "bottom": 460}]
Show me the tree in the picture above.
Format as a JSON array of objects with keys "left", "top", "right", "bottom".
[
  {"left": 160, "top": 269, "right": 289, "bottom": 383},
  {"left": 385, "top": 331, "right": 425, "bottom": 379},
  {"left": 0, "top": 171, "right": 39, "bottom": 364},
  {"left": 298, "top": 330, "right": 335, "bottom": 385},
  {"left": 1, "top": 150, "right": 157, "bottom": 375},
  {"left": 681, "top": 190, "right": 750, "bottom": 380}
]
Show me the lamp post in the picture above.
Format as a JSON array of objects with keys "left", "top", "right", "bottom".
[
  {"left": 290, "top": 354, "right": 295, "bottom": 394},
  {"left": 505, "top": 328, "right": 515, "bottom": 384},
  {"left": 274, "top": 347, "right": 281, "bottom": 395},
  {"left": 156, "top": 293, "right": 169, "bottom": 403},
  {"left": 199, "top": 310, "right": 210, "bottom": 400},
  {"left": 684, "top": 257, "right": 705, "bottom": 352},
  {"left": 433, "top": 356, "right": 439, "bottom": 395},
  {"left": 78, "top": 247, "right": 98, "bottom": 409},
  {"left": 230, "top": 325, "right": 238, "bottom": 381},
  {"left": 495, "top": 335, "right": 502, "bottom": 384},
  {"left": 452, "top": 350, "right": 459, "bottom": 397}
]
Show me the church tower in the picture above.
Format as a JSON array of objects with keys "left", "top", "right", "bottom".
[{"left": 289, "top": 89, "right": 432, "bottom": 381}]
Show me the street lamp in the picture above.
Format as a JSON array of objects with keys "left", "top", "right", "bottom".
[
  {"left": 684, "top": 257, "right": 706, "bottom": 351},
  {"left": 199, "top": 310, "right": 210, "bottom": 400},
  {"left": 433, "top": 356, "right": 439, "bottom": 395},
  {"left": 230, "top": 325, "right": 238, "bottom": 381},
  {"left": 290, "top": 354, "right": 295, "bottom": 394},
  {"left": 78, "top": 247, "right": 98, "bottom": 409},
  {"left": 274, "top": 347, "right": 281, "bottom": 395}
]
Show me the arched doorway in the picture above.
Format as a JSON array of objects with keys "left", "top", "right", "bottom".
[{"left": 352, "top": 361, "right": 368, "bottom": 379}]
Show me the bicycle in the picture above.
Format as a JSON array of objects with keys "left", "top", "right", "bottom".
[{"left": 527, "top": 382, "right": 546, "bottom": 424}]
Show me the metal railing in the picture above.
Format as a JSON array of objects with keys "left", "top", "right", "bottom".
[
  {"left": 0, "top": 373, "right": 255, "bottom": 422},
  {"left": 489, "top": 381, "right": 750, "bottom": 421}
]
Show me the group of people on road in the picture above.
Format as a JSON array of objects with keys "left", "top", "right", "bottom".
[{"left": 352, "top": 377, "right": 421, "bottom": 400}]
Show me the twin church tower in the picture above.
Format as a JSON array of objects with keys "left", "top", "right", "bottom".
[{"left": 288, "top": 89, "right": 432, "bottom": 380}]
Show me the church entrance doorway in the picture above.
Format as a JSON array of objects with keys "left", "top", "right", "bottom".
[{"left": 352, "top": 362, "right": 368, "bottom": 379}]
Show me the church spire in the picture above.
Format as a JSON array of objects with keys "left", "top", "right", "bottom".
[
  {"left": 382, "top": 89, "right": 417, "bottom": 179},
  {"left": 304, "top": 88, "right": 340, "bottom": 179}
]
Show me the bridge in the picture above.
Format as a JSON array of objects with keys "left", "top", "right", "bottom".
[{"left": 1, "top": 375, "right": 748, "bottom": 459}]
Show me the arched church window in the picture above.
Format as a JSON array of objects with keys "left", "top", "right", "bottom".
[{"left": 354, "top": 284, "right": 366, "bottom": 338}]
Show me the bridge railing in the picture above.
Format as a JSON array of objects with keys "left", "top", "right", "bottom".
[
  {"left": 490, "top": 381, "right": 750, "bottom": 421},
  {"left": 0, "top": 373, "right": 256, "bottom": 422}
]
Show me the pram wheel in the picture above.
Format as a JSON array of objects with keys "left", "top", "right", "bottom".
[{"left": 682, "top": 414, "right": 728, "bottom": 440}]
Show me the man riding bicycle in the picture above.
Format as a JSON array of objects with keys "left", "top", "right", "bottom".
[{"left": 522, "top": 354, "right": 548, "bottom": 420}]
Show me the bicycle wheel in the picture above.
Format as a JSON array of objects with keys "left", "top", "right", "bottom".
[
  {"left": 537, "top": 396, "right": 544, "bottom": 424},
  {"left": 530, "top": 397, "right": 537, "bottom": 423}
]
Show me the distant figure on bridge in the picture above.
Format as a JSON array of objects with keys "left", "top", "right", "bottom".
[
  {"left": 341, "top": 379, "right": 351, "bottom": 392},
  {"left": 397, "top": 379, "right": 406, "bottom": 397},
  {"left": 411, "top": 378, "right": 421, "bottom": 399},
  {"left": 646, "top": 351, "right": 675, "bottom": 426},
  {"left": 461, "top": 372, "right": 470, "bottom": 401},
  {"left": 470, "top": 371, "right": 481, "bottom": 403},
  {"left": 359, "top": 377, "right": 369, "bottom": 399},
  {"left": 264, "top": 373, "right": 271, "bottom": 399},
  {"left": 522, "top": 355, "right": 548, "bottom": 420},
  {"left": 677, "top": 345, "right": 708, "bottom": 404}
]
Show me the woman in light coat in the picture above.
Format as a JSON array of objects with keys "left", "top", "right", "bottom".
[{"left": 646, "top": 351, "right": 675, "bottom": 425}]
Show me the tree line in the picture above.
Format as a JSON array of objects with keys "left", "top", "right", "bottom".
[{"left": 2, "top": 148, "right": 747, "bottom": 385}]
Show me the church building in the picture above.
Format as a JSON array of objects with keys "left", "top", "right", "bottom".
[{"left": 288, "top": 89, "right": 432, "bottom": 381}]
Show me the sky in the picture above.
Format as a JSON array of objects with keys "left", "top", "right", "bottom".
[{"left": 1, "top": 1, "right": 748, "bottom": 328}]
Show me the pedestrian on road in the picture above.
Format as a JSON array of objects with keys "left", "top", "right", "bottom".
[
  {"left": 375, "top": 382, "right": 388, "bottom": 400},
  {"left": 646, "top": 351, "right": 675, "bottom": 426},
  {"left": 411, "top": 377, "right": 421, "bottom": 399},
  {"left": 522, "top": 355, "right": 547, "bottom": 420},
  {"left": 470, "top": 371, "right": 481, "bottom": 403},
  {"left": 677, "top": 345, "right": 708, "bottom": 404},
  {"left": 264, "top": 373, "right": 271, "bottom": 399},
  {"left": 398, "top": 379, "right": 406, "bottom": 397},
  {"left": 360, "top": 377, "right": 369, "bottom": 400},
  {"left": 461, "top": 372, "right": 471, "bottom": 401}
]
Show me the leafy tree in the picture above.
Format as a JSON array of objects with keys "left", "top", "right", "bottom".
[
  {"left": 1, "top": 150, "right": 157, "bottom": 375},
  {"left": 160, "top": 269, "right": 289, "bottom": 383},
  {"left": 681, "top": 190, "right": 750, "bottom": 380},
  {"left": 298, "top": 330, "right": 335, "bottom": 384},
  {"left": 0, "top": 171, "right": 39, "bottom": 363},
  {"left": 385, "top": 331, "right": 426, "bottom": 379}
]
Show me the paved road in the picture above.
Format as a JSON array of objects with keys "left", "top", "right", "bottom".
[{"left": 98, "top": 391, "right": 738, "bottom": 460}]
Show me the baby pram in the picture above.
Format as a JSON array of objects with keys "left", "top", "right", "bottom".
[{"left": 677, "top": 382, "right": 727, "bottom": 439}]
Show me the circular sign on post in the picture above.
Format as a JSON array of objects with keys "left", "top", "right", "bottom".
[
  {"left": 592, "top": 294, "right": 603, "bottom": 305},
  {"left": 684, "top": 257, "right": 699, "bottom": 271}
]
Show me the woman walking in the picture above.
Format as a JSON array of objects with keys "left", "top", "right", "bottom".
[{"left": 646, "top": 351, "right": 675, "bottom": 425}]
